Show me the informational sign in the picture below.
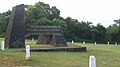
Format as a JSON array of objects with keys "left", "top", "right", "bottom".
[{"left": 26, "top": 25, "right": 62, "bottom": 35}]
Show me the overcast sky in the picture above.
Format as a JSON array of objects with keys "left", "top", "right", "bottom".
[{"left": 0, "top": 0, "right": 120, "bottom": 27}]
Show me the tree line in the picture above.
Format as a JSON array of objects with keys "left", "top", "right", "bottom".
[{"left": 0, "top": 1, "right": 120, "bottom": 44}]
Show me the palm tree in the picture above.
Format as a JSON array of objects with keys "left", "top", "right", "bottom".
[{"left": 114, "top": 19, "right": 120, "bottom": 26}]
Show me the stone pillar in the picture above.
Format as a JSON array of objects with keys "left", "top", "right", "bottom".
[
  {"left": 50, "top": 34, "right": 67, "bottom": 47},
  {"left": 36, "top": 34, "right": 52, "bottom": 44},
  {"left": 5, "top": 4, "right": 25, "bottom": 48}
]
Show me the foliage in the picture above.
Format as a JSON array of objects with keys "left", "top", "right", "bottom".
[
  {"left": 114, "top": 19, "right": 120, "bottom": 26},
  {"left": 106, "top": 24, "right": 120, "bottom": 42},
  {"left": 0, "top": 10, "right": 11, "bottom": 37},
  {"left": 90, "top": 23, "right": 106, "bottom": 42},
  {"left": 0, "top": 1, "right": 120, "bottom": 43}
]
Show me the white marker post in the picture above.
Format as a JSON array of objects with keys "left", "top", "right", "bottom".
[
  {"left": 108, "top": 42, "right": 109, "bottom": 45},
  {"left": 1, "top": 41, "right": 5, "bottom": 51},
  {"left": 115, "top": 42, "right": 117, "bottom": 45},
  {"left": 83, "top": 41, "right": 85, "bottom": 44},
  {"left": 26, "top": 45, "right": 30, "bottom": 60},
  {"left": 89, "top": 55, "right": 96, "bottom": 67},
  {"left": 95, "top": 42, "right": 96, "bottom": 45},
  {"left": 72, "top": 40, "right": 74, "bottom": 44},
  {"left": 32, "top": 38, "right": 34, "bottom": 41}
]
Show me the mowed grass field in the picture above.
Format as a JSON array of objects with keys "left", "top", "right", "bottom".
[{"left": 0, "top": 38, "right": 120, "bottom": 67}]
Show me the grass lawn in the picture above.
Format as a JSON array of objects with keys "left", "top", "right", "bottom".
[{"left": 0, "top": 38, "right": 120, "bottom": 67}]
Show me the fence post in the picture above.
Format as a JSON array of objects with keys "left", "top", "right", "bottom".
[
  {"left": 83, "top": 41, "right": 85, "bottom": 44},
  {"left": 1, "top": 41, "right": 5, "bottom": 51},
  {"left": 115, "top": 42, "right": 117, "bottom": 45},
  {"left": 95, "top": 42, "right": 96, "bottom": 45},
  {"left": 108, "top": 42, "right": 109, "bottom": 45},
  {"left": 26, "top": 45, "right": 30, "bottom": 60},
  {"left": 89, "top": 55, "right": 96, "bottom": 67},
  {"left": 72, "top": 40, "right": 74, "bottom": 44},
  {"left": 32, "top": 38, "right": 34, "bottom": 41}
]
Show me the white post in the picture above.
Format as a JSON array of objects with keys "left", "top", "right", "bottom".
[
  {"left": 83, "top": 41, "right": 85, "bottom": 44},
  {"left": 89, "top": 55, "right": 96, "bottom": 67},
  {"left": 26, "top": 45, "right": 30, "bottom": 60},
  {"left": 115, "top": 42, "right": 117, "bottom": 45},
  {"left": 95, "top": 42, "right": 96, "bottom": 45},
  {"left": 32, "top": 38, "right": 34, "bottom": 41},
  {"left": 72, "top": 40, "right": 74, "bottom": 44},
  {"left": 108, "top": 42, "right": 109, "bottom": 45},
  {"left": 1, "top": 41, "right": 5, "bottom": 51}
]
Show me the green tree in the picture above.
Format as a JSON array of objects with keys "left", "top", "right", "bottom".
[
  {"left": 78, "top": 21, "right": 92, "bottom": 39},
  {"left": 0, "top": 1, "right": 112, "bottom": 43},
  {"left": 0, "top": 10, "right": 11, "bottom": 37},
  {"left": 114, "top": 19, "right": 120, "bottom": 26},
  {"left": 64, "top": 17, "right": 77, "bottom": 41},
  {"left": 25, "top": 1, "right": 60, "bottom": 25},
  {"left": 64, "top": 17, "right": 93, "bottom": 42},
  {"left": 49, "top": 6, "right": 60, "bottom": 20},
  {"left": 106, "top": 24, "right": 120, "bottom": 42},
  {"left": 91, "top": 23, "right": 106, "bottom": 43}
]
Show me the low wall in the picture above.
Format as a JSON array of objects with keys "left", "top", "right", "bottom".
[{"left": 30, "top": 47, "right": 86, "bottom": 52}]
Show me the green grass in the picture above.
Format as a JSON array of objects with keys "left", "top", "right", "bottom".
[{"left": 0, "top": 38, "right": 120, "bottom": 67}]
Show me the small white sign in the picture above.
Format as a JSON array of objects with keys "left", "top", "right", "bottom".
[
  {"left": 115, "top": 42, "right": 117, "bottom": 45},
  {"left": 32, "top": 38, "right": 34, "bottom": 41},
  {"left": 72, "top": 40, "right": 74, "bottom": 44},
  {"left": 26, "top": 45, "right": 30, "bottom": 60},
  {"left": 95, "top": 42, "right": 96, "bottom": 45},
  {"left": 108, "top": 42, "right": 109, "bottom": 45},
  {"left": 83, "top": 41, "right": 85, "bottom": 44},
  {"left": 89, "top": 55, "right": 96, "bottom": 67},
  {"left": 1, "top": 41, "right": 5, "bottom": 51}
]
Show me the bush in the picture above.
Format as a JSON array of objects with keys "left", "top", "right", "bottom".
[{"left": 0, "top": 33, "right": 5, "bottom": 38}]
